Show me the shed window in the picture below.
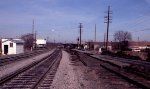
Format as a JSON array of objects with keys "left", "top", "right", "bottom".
[{"left": 10, "top": 43, "right": 13, "bottom": 47}]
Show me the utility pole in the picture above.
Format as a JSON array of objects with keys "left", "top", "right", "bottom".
[
  {"left": 79, "top": 23, "right": 83, "bottom": 47},
  {"left": 34, "top": 31, "right": 37, "bottom": 48},
  {"left": 104, "top": 6, "right": 112, "bottom": 50},
  {"left": 94, "top": 24, "right": 96, "bottom": 42},
  {"left": 32, "top": 19, "right": 35, "bottom": 36},
  {"left": 32, "top": 19, "right": 35, "bottom": 50},
  {"left": 47, "top": 36, "right": 49, "bottom": 42},
  {"left": 104, "top": 33, "right": 106, "bottom": 48},
  {"left": 77, "top": 37, "right": 79, "bottom": 48}
]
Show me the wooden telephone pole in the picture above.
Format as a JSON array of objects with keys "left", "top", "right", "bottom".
[
  {"left": 104, "top": 6, "right": 112, "bottom": 50},
  {"left": 32, "top": 19, "right": 35, "bottom": 50},
  {"left": 104, "top": 33, "right": 106, "bottom": 48},
  {"left": 32, "top": 19, "right": 37, "bottom": 49},
  {"left": 94, "top": 24, "right": 96, "bottom": 42},
  {"left": 32, "top": 19, "right": 34, "bottom": 35},
  {"left": 79, "top": 23, "right": 83, "bottom": 47}
]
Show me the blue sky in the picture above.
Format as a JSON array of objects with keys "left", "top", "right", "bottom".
[{"left": 0, "top": 0, "right": 150, "bottom": 43}]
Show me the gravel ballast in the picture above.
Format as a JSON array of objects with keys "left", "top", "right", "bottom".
[
  {"left": 50, "top": 51, "right": 102, "bottom": 89},
  {"left": 50, "top": 51, "right": 140, "bottom": 89},
  {"left": 50, "top": 51, "right": 81, "bottom": 89}
]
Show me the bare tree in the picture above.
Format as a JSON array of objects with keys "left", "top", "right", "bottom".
[
  {"left": 21, "top": 33, "right": 34, "bottom": 50},
  {"left": 114, "top": 30, "right": 132, "bottom": 42},
  {"left": 114, "top": 30, "right": 132, "bottom": 51}
]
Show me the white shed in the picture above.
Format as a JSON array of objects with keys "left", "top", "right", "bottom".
[{"left": 1, "top": 39, "right": 24, "bottom": 55}]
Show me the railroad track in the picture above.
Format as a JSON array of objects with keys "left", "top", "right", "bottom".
[
  {"left": 99, "top": 55, "right": 150, "bottom": 69},
  {"left": 74, "top": 50, "right": 150, "bottom": 89},
  {"left": 0, "top": 50, "right": 49, "bottom": 66},
  {"left": 95, "top": 55, "right": 150, "bottom": 80},
  {"left": 0, "top": 49, "right": 62, "bottom": 89}
]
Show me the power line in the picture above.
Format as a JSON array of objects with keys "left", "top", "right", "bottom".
[
  {"left": 131, "top": 28, "right": 150, "bottom": 33},
  {"left": 112, "top": 16, "right": 150, "bottom": 32}
]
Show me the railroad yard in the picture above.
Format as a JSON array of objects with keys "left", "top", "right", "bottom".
[
  {"left": 0, "top": 48, "right": 149, "bottom": 89},
  {"left": 1, "top": 0, "right": 150, "bottom": 89}
]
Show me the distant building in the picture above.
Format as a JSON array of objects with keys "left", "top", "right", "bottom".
[
  {"left": 111, "top": 41, "right": 150, "bottom": 52},
  {"left": 1, "top": 39, "right": 24, "bottom": 55},
  {"left": 85, "top": 41, "right": 112, "bottom": 51},
  {"left": 84, "top": 41, "right": 150, "bottom": 52},
  {"left": 36, "top": 39, "right": 47, "bottom": 48},
  {"left": 128, "top": 41, "right": 150, "bottom": 52}
]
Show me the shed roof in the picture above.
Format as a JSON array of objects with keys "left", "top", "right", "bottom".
[
  {"left": 13, "top": 39, "right": 24, "bottom": 44},
  {"left": 2, "top": 39, "right": 24, "bottom": 44}
]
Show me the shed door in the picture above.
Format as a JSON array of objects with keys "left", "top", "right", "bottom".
[
  {"left": 16, "top": 44, "right": 24, "bottom": 54},
  {"left": 4, "top": 45, "right": 8, "bottom": 54}
]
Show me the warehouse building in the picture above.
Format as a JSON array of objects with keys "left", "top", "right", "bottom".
[{"left": 36, "top": 39, "right": 47, "bottom": 48}]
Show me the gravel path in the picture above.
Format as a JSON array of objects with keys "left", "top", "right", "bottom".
[{"left": 0, "top": 49, "right": 55, "bottom": 79}]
